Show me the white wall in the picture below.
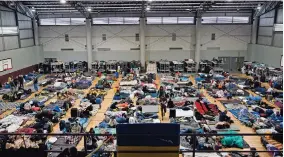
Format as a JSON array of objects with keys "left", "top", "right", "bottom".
[
  {"left": 200, "top": 25, "right": 251, "bottom": 59},
  {"left": 39, "top": 24, "right": 251, "bottom": 61},
  {"left": 247, "top": 44, "right": 283, "bottom": 68},
  {"left": 0, "top": 46, "right": 42, "bottom": 76}
]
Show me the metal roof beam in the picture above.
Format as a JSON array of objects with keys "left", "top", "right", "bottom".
[
  {"left": 0, "top": 1, "right": 35, "bottom": 18},
  {"left": 69, "top": 2, "right": 91, "bottom": 19},
  {"left": 254, "top": 1, "right": 281, "bottom": 18}
]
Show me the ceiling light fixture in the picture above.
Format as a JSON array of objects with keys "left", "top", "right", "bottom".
[
  {"left": 257, "top": 4, "right": 261, "bottom": 10},
  {"left": 60, "top": 0, "right": 66, "bottom": 4},
  {"left": 146, "top": 6, "right": 150, "bottom": 11},
  {"left": 87, "top": 7, "right": 91, "bottom": 12},
  {"left": 31, "top": 7, "right": 36, "bottom": 12}
]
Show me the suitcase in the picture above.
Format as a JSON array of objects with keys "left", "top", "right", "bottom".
[{"left": 71, "top": 108, "right": 79, "bottom": 117}]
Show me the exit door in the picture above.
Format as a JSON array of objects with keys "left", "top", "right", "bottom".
[
  {"left": 218, "top": 56, "right": 245, "bottom": 72},
  {"left": 218, "top": 57, "right": 230, "bottom": 72},
  {"left": 230, "top": 57, "right": 245, "bottom": 72}
]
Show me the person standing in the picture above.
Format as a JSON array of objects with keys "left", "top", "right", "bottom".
[
  {"left": 33, "top": 75, "right": 39, "bottom": 92},
  {"left": 114, "top": 71, "right": 119, "bottom": 79},
  {"left": 95, "top": 96, "right": 102, "bottom": 109},
  {"left": 13, "top": 76, "right": 18, "bottom": 90},
  {"left": 9, "top": 79, "right": 15, "bottom": 93},
  {"left": 160, "top": 97, "right": 167, "bottom": 120},
  {"left": 167, "top": 98, "right": 175, "bottom": 108},
  {"left": 158, "top": 86, "right": 165, "bottom": 98},
  {"left": 18, "top": 75, "right": 24, "bottom": 88}
]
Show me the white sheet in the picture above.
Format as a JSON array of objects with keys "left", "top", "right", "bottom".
[
  {"left": 175, "top": 109, "right": 194, "bottom": 117},
  {"left": 142, "top": 105, "right": 159, "bottom": 113}
]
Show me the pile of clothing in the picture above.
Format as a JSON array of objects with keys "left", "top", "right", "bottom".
[
  {"left": 73, "top": 79, "right": 92, "bottom": 89},
  {"left": 47, "top": 117, "right": 89, "bottom": 157},
  {"left": 95, "top": 78, "right": 112, "bottom": 89},
  {"left": 0, "top": 101, "right": 20, "bottom": 114},
  {"left": 0, "top": 115, "right": 29, "bottom": 133},
  {"left": 79, "top": 99, "right": 100, "bottom": 117}
]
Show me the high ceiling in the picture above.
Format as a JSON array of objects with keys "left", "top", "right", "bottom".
[{"left": 0, "top": 0, "right": 282, "bottom": 18}]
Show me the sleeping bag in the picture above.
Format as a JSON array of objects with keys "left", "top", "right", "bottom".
[{"left": 220, "top": 131, "right": 244, "bottom": 148}]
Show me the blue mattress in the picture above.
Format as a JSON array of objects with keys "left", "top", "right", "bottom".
[
  {"left": 229, "top": 108, "right": 258, "bottom": 124},
  {"left": 180, "top": 76, "right": 189, "bottom": 82},
  {"left": 145, "top": 92, "right": 158, "bottom": 98},
  {"left": 195, "top": 77, "right": 205, "bottom": 82}
]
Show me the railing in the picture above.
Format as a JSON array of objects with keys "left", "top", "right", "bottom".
[{"left": 0, "top": 133, "right": 282, "bottom": 157}]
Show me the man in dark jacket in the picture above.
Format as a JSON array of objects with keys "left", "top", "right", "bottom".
[
  {"left": 160, "top": 97, "right": 167, "bottom": 120},
  {"left": 167, "top": 98, "right": 175, "bottom": 108},
  {"left": 18, "top": 75, "right": 24, "bottom": 88},
  {"left": 13, "top": 76, "right": 18, "bottom": 89},
  {"left": 33, "top": 75, "right": 39, "bottom": 91}
]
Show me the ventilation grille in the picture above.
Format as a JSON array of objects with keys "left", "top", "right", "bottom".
[
  {"left": 97, "top": 48, "right": 111, "bottom": 51},
  {"left": 207, "top": 47, "right": 220, "bottom": 50},
  {"left": 130, "top": 48, "right": 140, "bottom": 50},
  {"left": 61, "top": 48, "right": 74, "bottom": 51},
  {"left": 169, "top": 47, "right": 183, "bottom": 50}
]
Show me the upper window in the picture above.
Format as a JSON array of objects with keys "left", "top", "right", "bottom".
[
  {"left": 109, "top": 17, "right": 124, "bottom": 24},
  {"left": 56, "top": 18, "right": 70, "bottom": 25},
  {"left": 233, "top": 17, "right": 249, "bottom": 23},
  {"left": 124, "top": 17, "right": 139, "bottom": 24},
  {"left": 202, "top": 16, "right": 249, "bottom": 24},
  {"left": 217, "top": 17, "right": 232, "bottom": 23},
  {"left": 40, "top": 18, "right": 56, "bottom": 25},
  {"left": 93, "top": 17, "right": 139, "bottom": 25},
  {"left": 93, "top": 18, "right": 109, "bottom": 24},
  {"left": 71, "top": 18, "right": 86, "bottom": 25},
  {"left": 147, "top": 17, "right": 162, "bottom": 24},
  {"left": 147, "top": 17, "right": 194, "bottom": 24},
  {"left": 163, "top": 17, "right": 177, "bottom": 24},
  {"left": 202, "top": 17, "right": 217, "bottom": 23},
  {"left": 40, "top": 18, "right": 86, "bottom": 25},
  {"left": 178, "top": 17, "right": 194, "bottom": 24},
  {"left": 1, "top": 27, "right": 18, "bottom": 35}
]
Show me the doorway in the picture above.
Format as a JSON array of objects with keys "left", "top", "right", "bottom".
[{"left": 218, "top": 56, "right": 245, "bottom": 72}]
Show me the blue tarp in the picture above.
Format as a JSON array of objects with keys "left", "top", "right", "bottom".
[{"left": 53, "top": 106, "right": 61, "bottom": 112}]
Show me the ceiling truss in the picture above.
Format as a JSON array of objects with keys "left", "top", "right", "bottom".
[{"left": 2, "top": 1, "right": 280, "bottom": 18}]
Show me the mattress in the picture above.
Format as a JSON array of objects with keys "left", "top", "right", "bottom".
[{"left": 208, "top": 124, "right": 240, "bottom": 131}]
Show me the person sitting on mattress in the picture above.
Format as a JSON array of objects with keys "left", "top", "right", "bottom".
[
  {"left": 216, "top": 89, "right": 225, "bottom": 98},
  {"left": 219, "top": 110, "right": 231, "bottom": 123},
  {"left": 108, "top": 116, "right": 117, "bottom": 128}
]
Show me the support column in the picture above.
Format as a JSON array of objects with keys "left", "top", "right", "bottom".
[
  {"left": 33, "top": 18, "right": 39, "bottom": 46},
  {"left": 195, "top": 17, "right": 201, "bottom": 70},
  {"left": 86, "top": 18, "right": 92, "bottom": 71},
  {"left": 139, "top": 17, "right": 146, "bottom": 68},
  {"left": 251, "top": 17, "right": 259, "bottom": 44}
]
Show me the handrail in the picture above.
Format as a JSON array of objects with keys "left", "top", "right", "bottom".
[
  {"left": 0, "top": 132, "right": 282, "bottom": 157},
  {"left": 0, "top": 133, "right": 282, "bottom": 136}
]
